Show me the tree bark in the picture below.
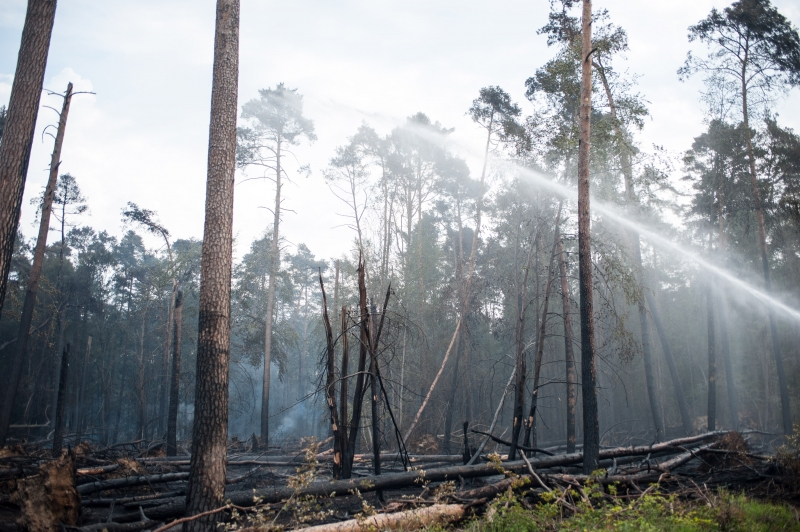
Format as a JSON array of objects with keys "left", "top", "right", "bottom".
[
  {"left": 0, "top": 0, "right": 58, "bottom": 320},
  {"left": 52, "top": 344, "right": 69, "bottom": 457},
  {"left": 167, "top": 290, "right": 183, "bottom": 456},
  {"left": 343, "top": 262, "right": 370, "bottom": 478},
  {"left": 338, "top": 306, "right": 349, "bottom": 474},
  {"left": 0, "top": 81, "right": 72, "bottom": 445},
  {"left": 185, "top": 0, "right": 238, "bottom": 527},
  {"left": 577, "top": 0, "right": 599, "bottom": 474}
]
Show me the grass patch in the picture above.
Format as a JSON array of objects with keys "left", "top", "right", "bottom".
[{"left": 453, "top": 488, "right": 798, "bottom": 531}]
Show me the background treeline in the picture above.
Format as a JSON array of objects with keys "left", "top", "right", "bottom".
[{"left": 1, "top": 0, "right": 800, "bottom": 453}]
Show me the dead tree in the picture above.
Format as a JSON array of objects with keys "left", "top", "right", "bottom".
[
  {"left": 557, "top": 229, "right": 577, "bottom": 453},
  {"left": 0, "top": 81, "right": 73, "bottom": 445},
  {"left": 319, "top": 272, "right": 343, "bottom": 478}
]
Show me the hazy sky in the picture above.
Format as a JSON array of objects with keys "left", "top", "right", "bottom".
[{"left": 1, "top": 0, "right": 799, "bottom": 261}]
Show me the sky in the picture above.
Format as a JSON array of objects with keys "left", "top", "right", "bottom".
[{"left": 1, "top": 0, "right": 799, "bottom": 261}]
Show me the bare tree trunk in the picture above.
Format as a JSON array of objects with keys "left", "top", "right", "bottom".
[
  {"left": 557, "top": 233, "right": 577, "bottom": 453},
  {"left": 50, "top": 304, "right": 67, "bottom": 427},
  {"left": 185, "top": 0, "right": 238, "bottom": 526},
  {"left": 343, "top": 261, "right": 370, "bottom": 479},
  {"left": 741, "top": 77, "right": 790, "bottom": 434},
  {"left": 338, "top": 307, "right": 349, "bottom": 475},
  {"left": 0, "top": 0, "right": 58, "bottom": 319},
  {"left": 167, "top": 290, "right": 183, "bottom": 456},
  {"left": 0, "top": 82, "right": 72, "bottom": 445},
  {"left": 319, "top": 273, "right": 342, "bottom": 478},
  {"left": 52, "top": 344, "right": 69, "bottom": 457},
  {"left": 578, "top": 0, "right": 599, "bottom": 474},
  {"left": 137, "top": 305, "right": 148, "bottom": 440},
  {"left": 74, "top": 335, "right": 91, "bottom": 443}
]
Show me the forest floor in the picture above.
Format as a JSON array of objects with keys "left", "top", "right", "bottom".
[{"left": 0, "top": 430, "right": 799, "bottom": 531}]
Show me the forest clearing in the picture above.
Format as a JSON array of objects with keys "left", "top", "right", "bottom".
[{"left": 2, "top": 0, "right": 800, "bottom": 529}]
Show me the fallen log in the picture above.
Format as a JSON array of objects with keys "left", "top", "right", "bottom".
[
  {"left": 106, "top": 432, "right": 727, "bottom": 522},
  {"left": 78, "top": 463, "right": 120, "bottom": 477},
  {"left": 82, "top": 489, "right": 186, "bottom": 507},
  {"left": 470, "top": 430, "right": 555, "bottom": 456},
  {"left": 78, "top": 472, "right": 189, "bottom": 495},
  {"left": 301, "top": 504, "right": 465, "bottom": 532}
]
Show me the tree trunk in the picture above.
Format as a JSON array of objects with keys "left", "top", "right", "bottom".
[
  {"left": 577, "top": 0, "right": 599, "bottom": 474},
  {"left": 137, "top": 306, "right": 148, "bottom": 439},
  {"left": 159, "top": 283, "right": 177, "bottom": 438},
  {"left": 167, "top": 290, "right": 183, "bottom": 456},
  {"left": 741, "top": 73, "right": 791, "bottom": 434},
  {"left": 50, "top": 304, "right": 67, "bottom": 427},
  {"left": 52, "top": 344, "right": 69, "bottom": 457},
  {"left": 185, "top": 0, "right": 238, "bottom": 527},
  {"left": 0, "top": 0, "right": 58, "bottom": 320},
  {"left": 706, "top": 282, "right": 716, "bottom": 432},
  {"left": 338, "top": 306, "right": 349, "bottom": 475},
  {"left": 319, "top": 273, "right": 342, "bottom": 478},
  {"left": 74, "top": 334, "right": 91, "bottom": 443},
  {"left": 343, "top": 261, "right": 370, "bottom": 478},
  {"left": 261, "top": 145, "right": 281, "bottom": 447},
  {"left": 0, "top": 81, "right": 72, "bottom": 445},
  {"left": 557, "top": 233, "right": 577, "bottom": 453}
]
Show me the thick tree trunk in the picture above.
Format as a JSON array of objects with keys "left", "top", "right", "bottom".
[
  {"left": 0, "top": 81, "right": 72, "bottom": 445},
  {"left": 577, "top": 0, "right": 599, "bottom": 474},
  {"left": 74, "top": 334, "right": 91, "bottom": 443},
  {"left": 0, "top": 0, "right": 58, "bottom": 320},
  {"left": 52, "top": 344, "right": 69, "bottom": 457},
  {"left": 167, "top": 290, "right": 183, "bottom": 456},
  {"left": 557, "top": 234, "right": 577, "bottom": 453},
  {"left": 741, "top": 77, "right": 790, "bottom": 434},
  {"left": 706, "top": 282, "right": 716, "bottom": 432},
  {"left": 185, "top": 0, "right": 238, "bottom": 527}
]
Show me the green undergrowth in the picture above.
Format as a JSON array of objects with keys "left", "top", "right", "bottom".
[{"left": 447, "top": 489, "right": 798, "bottom": 532}]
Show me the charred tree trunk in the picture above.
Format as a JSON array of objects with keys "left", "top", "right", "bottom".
[
  {"left": 0, "top": 81, "right": 72, "bottom": 445},
  {"left": 577, "top": 0, "right": 599, "bottom": 474},
  {"left": 52, "top": 344, "right": 70, "bottom": 457},
  {"left": 185, "top": 0, "right": 239, "bottom": 527},
  {"left": 319, "top": 272, "right": 342, "bottom": 478},
  {"left": 442, "top": 336, "right": 462, "bottom": 455},
  {"left": 557, "top": 233, "right": 577, "bottom": 453},
  {"left": 338, "top": 306, "right": 349, "bottom": 475},
  {"left": 0, "top": 0, "right": 58, "bottom": 320},
  {"left": 167, "top": 290, "right": 183, "bottom": 456},
  {"left": 343, "top": 261, "right": 370, "bottom": 478}
]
